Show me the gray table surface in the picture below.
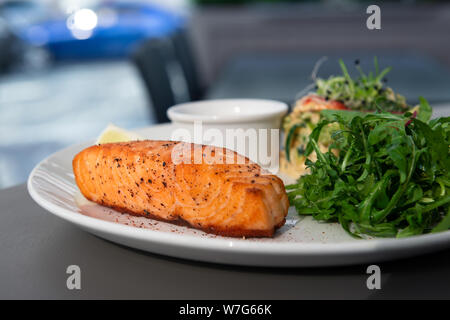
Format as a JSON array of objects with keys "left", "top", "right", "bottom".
[
  {"left": 1, "top": 184, "right": 450, "bottom": 299},
  {"left": 207, "top": 52, "right": 450, "bottom": 105}
]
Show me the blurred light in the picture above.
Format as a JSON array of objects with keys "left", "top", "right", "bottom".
[
  {"left": 73, "top": 8, "right": 98, "bottom": 31},
  {"left": 66, "top": 8, "right": 97, "bottom": 40}
]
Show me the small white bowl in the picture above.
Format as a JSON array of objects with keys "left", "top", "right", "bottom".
[
  {"left": 167, "top": 99, "right": 288, "bottom": 172},
  {"left": 167, "top": 99, "right": 288, "bottom": 125}
]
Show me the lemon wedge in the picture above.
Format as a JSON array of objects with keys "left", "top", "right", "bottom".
[{"left": 95, "top": 124, "right": 143, "bottom": 144}]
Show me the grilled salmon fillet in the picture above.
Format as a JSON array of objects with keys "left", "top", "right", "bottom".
[{"left": 73, "top": 141, "right": 289, "bottom": 237}]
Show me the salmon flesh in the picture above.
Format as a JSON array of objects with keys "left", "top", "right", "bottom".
[{"left": 73, "top": 141, "right": 289, "bottom": 237}]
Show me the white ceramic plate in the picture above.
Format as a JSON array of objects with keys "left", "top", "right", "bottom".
[{"left": 28, "top": 123, "right": 450, "bottom": 267}]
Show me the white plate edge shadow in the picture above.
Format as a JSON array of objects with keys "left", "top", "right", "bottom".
[{"left": 27, "top": 123, "right": 450, "bottom": 267}]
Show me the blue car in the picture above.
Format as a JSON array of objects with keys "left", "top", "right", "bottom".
[{"left": 14, "top": 1, "right": 185, "bottom": 60}]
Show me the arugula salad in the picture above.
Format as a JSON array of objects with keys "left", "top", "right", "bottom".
[
  {"left": 284, "top": 57, "right": 450, "bottom": 237},
  {"left": 286, "top": 102, "right": 450, "bottom": 238}
]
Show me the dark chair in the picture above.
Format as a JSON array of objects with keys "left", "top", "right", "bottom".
[
  {"left": 132, "top": 38, "right": 176, "bottom": 123},
  {"left": 171, "top": 28, "right": 204, "bottom": 101},
  {"left": 132, "top": 28, "right": 204, "bottom": 123}
]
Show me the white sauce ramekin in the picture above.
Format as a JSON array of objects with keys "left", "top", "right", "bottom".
[{"left": 167, "top": 99, "right": 288, "bottom": 172}]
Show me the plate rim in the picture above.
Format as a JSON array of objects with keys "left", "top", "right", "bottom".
[{"left": 27, "top": 124, "right": 450, "bottom": 258}]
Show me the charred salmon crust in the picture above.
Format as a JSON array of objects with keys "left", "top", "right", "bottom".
[{"left": 73, "top": 140, "right": 289, "bottom": 237}]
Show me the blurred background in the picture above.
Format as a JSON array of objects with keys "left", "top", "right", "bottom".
[{"left": 1, "top": 0, "right": 450, "bottom": 189}]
